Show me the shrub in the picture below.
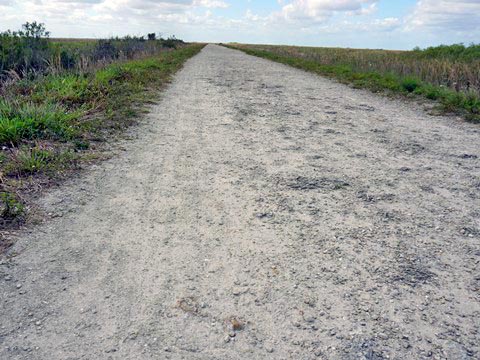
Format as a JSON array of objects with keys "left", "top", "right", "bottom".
[
  {"left": 60, "top": 49, "right": 76, "bottom": 69},
  {"left": 401, "top": 77, "right": 421, "bottom": 93},
  {"left": 0, "top": 22, "right": 50, "bottom": 77},
  {"left": 92, "top": 40, "right": 119, "bottom": 62}
]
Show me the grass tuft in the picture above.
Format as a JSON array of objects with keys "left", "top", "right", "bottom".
[{"left": 0, "top": 192, "right": 24, "bottom": 221}]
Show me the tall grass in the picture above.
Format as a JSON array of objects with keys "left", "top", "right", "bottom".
[
  {"left": 228, "top": 43, "right": 480, "bottom": 122},
  {"left": 0, "top": 22, "right": 185, "bottom": 82}
]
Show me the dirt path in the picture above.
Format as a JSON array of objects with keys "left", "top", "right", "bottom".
[{"left": 1, "top": 44, "right": 479, "bottom": 359}]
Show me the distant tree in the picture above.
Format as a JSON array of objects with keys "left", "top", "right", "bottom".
[
  {"left": 20, "top": 22, "right": 50, "bottom": 39},
  {"left": 0, "top": 22, "right": 51, "bottom": 74},
  {"left": 148, "top": 33, "right": 156, "bottom": 41}
]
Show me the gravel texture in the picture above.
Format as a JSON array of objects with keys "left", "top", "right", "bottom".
[{"left": 1, "top": 44, "right": 479, "bottom": 359}]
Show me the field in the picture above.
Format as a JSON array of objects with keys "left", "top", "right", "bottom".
[
  {"left": 226, "top": 43, "right": 480, "bottom": 122},
  {"left": 0, "top": 22, "right": 204, "bottom": 227}
]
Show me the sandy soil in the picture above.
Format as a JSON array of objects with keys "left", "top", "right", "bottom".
[{"left": 1, "top": 44, "right": 479, "bottom": 359}]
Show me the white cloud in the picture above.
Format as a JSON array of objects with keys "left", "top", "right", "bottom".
[
  {"left": 406, "top": 0, "right": 480, "bottom": 32},
  {"left": 193, "top": 0, "right": 228, "bottom": 8},
  {"left": 1, "top": 0, "right": 229, "bottom": 27},
  {"left": 276, "top": 0, "right": 378, "bottom": 22}
]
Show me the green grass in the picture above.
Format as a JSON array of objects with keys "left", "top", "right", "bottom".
[
  {"left": 0, "top": 100, "right": 79, "bottom": 145},
  {"left": 0, "top": 43, "right": 204, "bottom": 226},
  {"left": 3, "top": 147, "right": 77, "bottom": 177},
  {"left": 225, "top": 44, "right": 480, "bottom": 123},
  {"left": 0, "top": 192, "right": 24, "bottom": 221}
]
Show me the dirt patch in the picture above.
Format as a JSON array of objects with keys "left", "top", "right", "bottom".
[{"left": 287, "top": 176, "right": 350, "bottom": 191}]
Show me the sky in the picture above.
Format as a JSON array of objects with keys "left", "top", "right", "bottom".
[{"left": 1, "top": 0, "right": 479, "bottom": 49}]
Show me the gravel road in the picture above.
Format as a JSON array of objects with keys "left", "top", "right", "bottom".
[{"left": 1, "top": 44, "right": 479, "bottom": 359}]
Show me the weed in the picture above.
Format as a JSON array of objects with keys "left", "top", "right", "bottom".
[
  {"left": 0, "top": 192, "right": 24, "bottom": 220},
  {"left": 3, "top": 146, "right": 76, "bottom": 176},
  {"left": 16, "top": 147, "right": 53, "bottom": 174},
  {"left": 401, "top": 77, "right": 421, "bottom": 93}
]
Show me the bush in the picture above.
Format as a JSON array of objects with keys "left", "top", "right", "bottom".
[
  {"left": 162, "top": 36, "right": 183, "bottom": 49},
  {"left": 92, "top": 40, "right": 119, "bottom": 62},
  {"left": 401, "top": 77, "right": 421, "bottom": 93},
  {"left": 0, "top": 22, "right": 51, "bottom": 77},
  {"left": 60, "top": 49, "right": 76, "bottom": 69}
]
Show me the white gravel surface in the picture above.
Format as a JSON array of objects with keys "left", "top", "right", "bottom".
[{"left": 1, "top": 44, "right": 479, "bottom": 359}]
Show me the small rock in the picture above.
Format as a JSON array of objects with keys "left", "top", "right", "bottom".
[{"left": 230, "top": 318, "right": 243, "bottom": 331}]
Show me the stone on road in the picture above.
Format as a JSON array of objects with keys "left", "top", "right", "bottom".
[{"left": 1, "top": 44, "right": 479, "bottom": 359}]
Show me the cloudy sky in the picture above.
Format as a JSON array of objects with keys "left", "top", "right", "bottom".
[{"left": 1, "top": 0, "right": 479, "bottom": 49}]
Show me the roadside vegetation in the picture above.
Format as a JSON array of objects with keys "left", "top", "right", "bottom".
[
  {"left": 0, "top": 22, "right": 204, "bottom": 230},
  {"left": 225, "top": 43, "right": 480, "bottom": 123}
]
